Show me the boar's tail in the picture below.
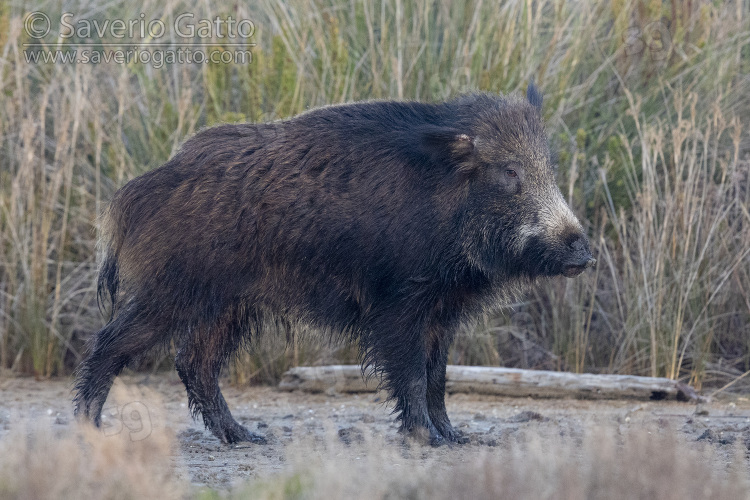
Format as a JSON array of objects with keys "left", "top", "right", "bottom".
[{"left": 96, "top": 202, "right": 125, "bottom": 322}]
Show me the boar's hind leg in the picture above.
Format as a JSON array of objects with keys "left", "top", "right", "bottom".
[
  {"left": 74, "top": 307, "right": 160, "bottom": 425},
  {"left": 174, "top": 323, "right": 266, "bottom": 445},
  {"left": 425, "top": 330, "right": 468, "bottom": 444}
]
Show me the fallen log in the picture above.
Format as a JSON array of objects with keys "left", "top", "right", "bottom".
[{"left": 278, "top": 365, "right": 700, "bottom": 402}]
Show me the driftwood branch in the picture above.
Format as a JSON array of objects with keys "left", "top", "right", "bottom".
[{"left": 279, "top": 365, "right": 700, "bottom": 402}]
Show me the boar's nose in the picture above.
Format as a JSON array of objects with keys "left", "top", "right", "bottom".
[{"left": 562, "top": 236, "right": 596, "bottom": 278}]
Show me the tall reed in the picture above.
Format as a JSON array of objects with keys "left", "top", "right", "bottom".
[{"left": 0, "top": 0, "right": 747, "bottom": 386}]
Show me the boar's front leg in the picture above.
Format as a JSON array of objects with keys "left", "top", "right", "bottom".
[
  {"left": 368, "top": 314, "right": 444, "bottom": 446},
  {"left": 425, "top": 326, "right": 468, "bottom": 444}
]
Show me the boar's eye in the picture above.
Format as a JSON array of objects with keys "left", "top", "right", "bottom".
[{"left": 505, "top": 169, "right": 518, "bottom": 178}]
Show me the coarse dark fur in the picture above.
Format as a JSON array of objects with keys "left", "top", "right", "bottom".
[{"left": 74, "top": 83, "right": 594, "bottom": 446}]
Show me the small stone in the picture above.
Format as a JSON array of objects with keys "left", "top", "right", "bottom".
[
  {"left": 338, "top": 427, "right": 364, "bottom": 445},
  {"left": 697, "top": 429, "right": 713, "bottom": 441},
  {"left": 507, "top": 411, "right": 547, "bottom": 423}
]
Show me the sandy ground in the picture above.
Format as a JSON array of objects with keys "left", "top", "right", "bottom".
[{"left": 1, "top": 373, "right": 749, "bottom": 491}]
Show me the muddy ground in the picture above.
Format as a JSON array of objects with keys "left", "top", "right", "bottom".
[{"left": 1, "top": 374, "right": 749, "bottom": 491}]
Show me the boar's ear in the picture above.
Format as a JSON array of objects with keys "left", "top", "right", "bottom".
[
  {"left": 419, "top": 125, "right": 476, "bottom": 172},
  {"left": 526, "top": 80, "right": 543, "bottom": 112}
]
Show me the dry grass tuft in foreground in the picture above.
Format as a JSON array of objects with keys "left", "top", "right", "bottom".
[
  {"left": 0, "top": 381, "right": 182, "bottom": 500},
  {"left": 4, "top": 419, "right": 745, "bottom": 499},
  {"left": 257, "top": 427, "right": 750, "bottom": 500},
  {"left": 0, "top": 424, "right": 183, "bottom": 500}
]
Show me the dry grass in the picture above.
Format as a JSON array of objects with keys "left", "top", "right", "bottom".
[
  {"left": 270, "top": 428, "right": 750, "bottom": 500},
  {"left": 1, "top": 420, "right": 747, "bottom": 499},
  {"left": 521, "top": 86, "right": 750, "bottom": 387},
  {"left": 0, "top": 380, "right": 180, "bottom": 499},
  {"left": 0, "top": 0, "right": 748, "bottom": 386},
  {"left": 0, "top": 424, "right": 182, "bottom": 500}
]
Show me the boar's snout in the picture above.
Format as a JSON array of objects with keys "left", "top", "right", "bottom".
[{"left": 561, "top": 235, "right": 596, "bottom": 278}]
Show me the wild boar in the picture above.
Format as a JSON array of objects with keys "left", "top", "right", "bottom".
[{"left": 74, "top": 83, "right": 595, "bottom": 446}]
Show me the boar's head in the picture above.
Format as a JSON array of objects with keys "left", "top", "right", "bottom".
[{"left": 424, "top": 83, "right": 596, "bottom": 280}]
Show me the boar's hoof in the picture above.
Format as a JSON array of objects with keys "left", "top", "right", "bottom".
[
  {"left": 400, "top": 425, "right": 447, "bottom": 447},
  {"left": 430, "top": 433, "right": 447, "bottom": 447},
  {"left": 220, "top": 423, "right": 268, "bottom": 445},
  {"left": 433, "top": 419, "right": 469, "bottom": 444},
  {"left": 444, "top": 430, "right": 469, "bottom": 445}
]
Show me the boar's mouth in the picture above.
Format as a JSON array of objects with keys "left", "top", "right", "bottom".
[{"left": 562, "top": 257, "right": 596, "bottom": 278}]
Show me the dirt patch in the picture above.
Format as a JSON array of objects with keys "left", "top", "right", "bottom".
[{"left": 1, "top": 374, "right": 749, "bottom": 491}]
